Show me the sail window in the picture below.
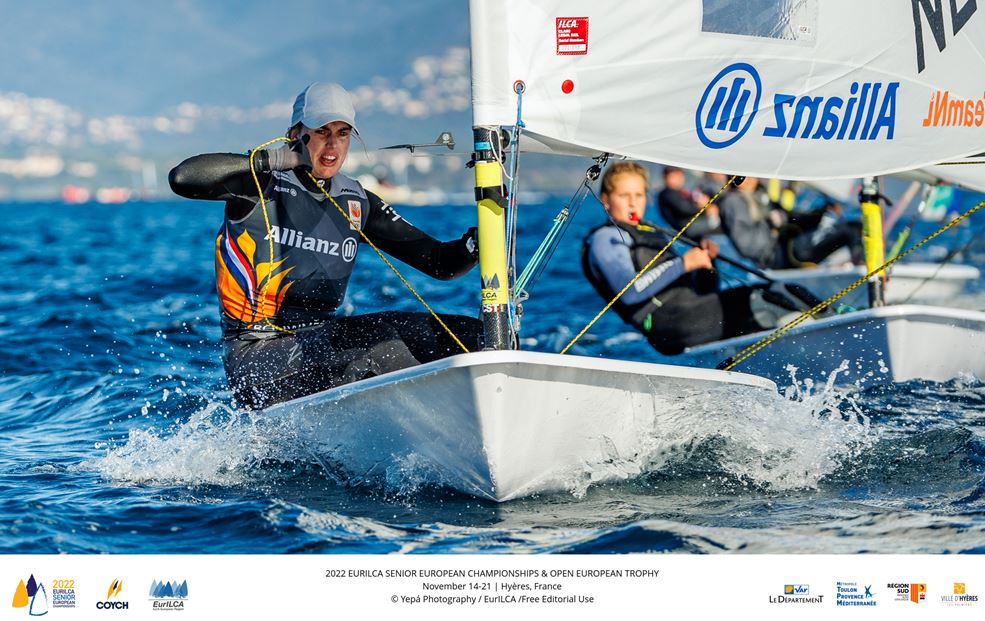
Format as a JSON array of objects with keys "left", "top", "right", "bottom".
[{"left": 701, "top": 0, "right": 817, "bottom": 46}]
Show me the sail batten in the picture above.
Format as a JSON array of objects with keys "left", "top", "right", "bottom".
[{"left": 470, "top": 0, "right": 985, "bottom": 179}]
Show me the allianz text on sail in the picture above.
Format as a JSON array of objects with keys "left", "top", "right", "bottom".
[{"left": 696, "top": 62, "right": 898, "bottom": 150}]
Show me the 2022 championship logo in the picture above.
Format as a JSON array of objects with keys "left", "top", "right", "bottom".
[{"left": 696, "top": 62, "right": 899, "bottom": 149}]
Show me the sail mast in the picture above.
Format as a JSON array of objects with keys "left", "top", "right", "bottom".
[
  {"left": 859, "top": 176, "right": 887, "bottom": 307},
  {"left": 472, "top": 127, "right": 513, "bottom": 349}
]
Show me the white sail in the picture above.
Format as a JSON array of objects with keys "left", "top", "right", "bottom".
[
  {"left": 908, "top": 155, "right": 985, "bottom": 193},
  {"left": 470, "top": 0, "right": 985, "bottom": 179}
]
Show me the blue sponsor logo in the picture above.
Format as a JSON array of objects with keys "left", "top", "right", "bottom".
[
  {"left": 149, "top": 579, "right": 188, "bottom": 599},
  {"left": 763, "top": 82, "right": 899, "bottom": 142},
  {"left": 785, "top": 584, "right": 810, "bottom": 595},
  {"left": 695, "top": 62, "right": 762, "bottom": 149},
  {"left": 696, "top": 63, "right": 899, "bottom": 148}
]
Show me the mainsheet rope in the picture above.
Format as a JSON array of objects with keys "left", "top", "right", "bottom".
[
  {"left": 560, "top": 175, "right": 740, "bottom": 354},
  {"left": 246, "top": 137, "right": 469, "bottom": 352},
  {"left": 721, "top": 196, "right": 985, "bottom": 371}
]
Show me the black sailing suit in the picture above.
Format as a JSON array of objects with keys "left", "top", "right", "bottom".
[
  {"left": 582, "top": 221, "right": 767, "bottom": 355},
  {"left": 169, "top": 153, "right": 481, "bottom": 408}
]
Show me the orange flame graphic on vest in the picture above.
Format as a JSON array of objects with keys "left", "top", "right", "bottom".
[{"left": 215, "top": 227, "right": 294, "bottom": 324}]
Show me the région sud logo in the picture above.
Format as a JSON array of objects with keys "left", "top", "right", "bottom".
[
  {"left": 696, "top": 62, "right": 899, "bottom": 149},
  {"left": 888, "top": 582, "right": 926, "bottom": 603}
]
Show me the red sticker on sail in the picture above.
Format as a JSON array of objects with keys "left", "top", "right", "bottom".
[{"left": 556, "top": 17, "right": 588, "bottom": 55}]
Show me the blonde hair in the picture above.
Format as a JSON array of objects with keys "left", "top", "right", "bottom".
[{"left": 600, "top": 162, "right": 649, "bottom": 195}]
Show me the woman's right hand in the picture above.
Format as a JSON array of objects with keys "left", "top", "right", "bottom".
[
  {"left": 265, "top": 138, "right": 312, "bottom": 171},
  {"left": 682, "top": 247, "right": 713, "bottom": 272}
]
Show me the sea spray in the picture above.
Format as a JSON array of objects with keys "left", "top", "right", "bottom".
[
  {"left": 567, "top": 361, "right": 875, "bottom": 495},
  {"left": 80, "top": 401, "right": 306, "bottom": 487}
]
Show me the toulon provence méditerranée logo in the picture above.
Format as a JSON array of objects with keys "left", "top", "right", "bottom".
[
  {"left": 12, "top": 574, "right": 48, "bottom": 616},
  {"left": 836, "top": 581, "right": 876, "bottom": 607}
]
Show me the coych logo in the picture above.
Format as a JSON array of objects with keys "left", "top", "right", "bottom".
[{"left": 96, "top": 579, "right": 128, "bottom": 611}]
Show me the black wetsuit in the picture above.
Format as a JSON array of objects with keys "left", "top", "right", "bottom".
[
  {"left": 582, "top": 221, "right": 766, "bottom": 355},
  {"left": 657, "top": 187, "right": 722, "bottom": 239},
  {"left": 169, "top": 153, "right": 481, "bottom": 408}
]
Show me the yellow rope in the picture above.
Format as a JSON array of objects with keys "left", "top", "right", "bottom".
[
  {"left": 304, "top": 170, "right": 470, "bottom": 354},
  {"left": 723, "top": 197, "right": 985, "bottom": 371},
  {"left": 560, "top": 176, "right": 738, "bottom": 354},
  {"left": 245, "top": 139, "right": 469, "bottom": 353},
  {"left": 249, "top": 137, "right": 295, "bottom": 335}
]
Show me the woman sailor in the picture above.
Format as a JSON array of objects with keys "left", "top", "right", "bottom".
[
  {"left": 169, "top": 82, "right": 481, "bottom": 408},
  {"left": 581, "top": 162, "right": 778, "bottom": 355}
]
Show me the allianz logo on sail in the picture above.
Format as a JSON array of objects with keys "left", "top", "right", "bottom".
[{"left": 696, "top": 62, "right": 898, "bottom": 149}]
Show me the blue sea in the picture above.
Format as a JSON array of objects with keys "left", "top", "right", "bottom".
[{"left": 2, "top": 198, "right": 985, "bottom": 554}]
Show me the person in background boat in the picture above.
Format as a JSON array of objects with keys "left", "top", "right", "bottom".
[
  {"left": 656, "top": 165, "right": 722, "bottom": 239},
  {"left": 717, "top": 176, "right": 863, "bottom": 269},
  {"left": 169, "top": 82, "right": 481, "bottom": 408},
  {"left": 581, "top": 162, "right": 779, "bottom": 355}
]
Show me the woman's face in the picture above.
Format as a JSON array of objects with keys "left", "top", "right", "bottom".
[
  {"left": 602, "top": 173, "right": 648, "bottom": 225},
  {"left": 303, "top": 121, "right": 352, "bottom": 178}
]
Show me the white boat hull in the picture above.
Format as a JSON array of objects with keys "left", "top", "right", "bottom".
[
  {"left": 766, "top": 263, "right": 979, "bottom": 307},
  {"left": 266, "top": 351, "right": 774, "bottom": 502},
  {"left": 679, "top": 305, "right": 985, "bottom": 388}
]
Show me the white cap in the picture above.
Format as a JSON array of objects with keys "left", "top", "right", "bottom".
[{"left": 291, "top": 82, "right": 358, "bottom": 134}]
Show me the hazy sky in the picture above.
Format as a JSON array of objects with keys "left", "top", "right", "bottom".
[{"left": 1, "top": 1, "right": 468, "bottom": 116}]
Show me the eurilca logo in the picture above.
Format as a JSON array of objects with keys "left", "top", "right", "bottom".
[
  {"left": 696, "top": 62, "right": 899, "bottom": 149},
  {"left": 149, "top": 579, "right": 188, "bottom": 612}
]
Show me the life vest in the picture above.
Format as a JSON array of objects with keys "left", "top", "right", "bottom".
[
  {"left": 580, "top": 221, "right": 682, "bottom": 331},
  {"left": 215, "top": 170, "right": 369, "bottom": 332}
]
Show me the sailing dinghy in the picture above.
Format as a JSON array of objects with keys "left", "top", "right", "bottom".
[
  {"left": 269, "top": 351, "right": 773, "bottom": 501},
  {"left": 766, "top": 263, "right": 979, "bottom": 307},
  {"left": 270, "top": 0, "right": 985, "bottom": 500}
]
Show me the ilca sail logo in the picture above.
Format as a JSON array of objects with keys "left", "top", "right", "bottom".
[
  {"left": 696, "top": 62, "right": 899, "bottom": 149},
  {"left": 96, "top": 579, "right": 128, "bottom": 611}
]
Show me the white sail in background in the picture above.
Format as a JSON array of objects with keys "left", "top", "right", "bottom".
[
  {"left": 470, "top": 0, "right": 985, "bottom": 180},
  {"left": 909, "top": 155, "right": 985, "bottom": 193}
]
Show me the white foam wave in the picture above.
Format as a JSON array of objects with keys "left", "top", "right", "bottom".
[
  {"left": 639, "top": 361, "right": 874, "bottom": 491},
  {"left": 80, "top": 401, "right": 304, "bottom": 487},
  {"left": 81, "top": 362, "right": 875, "bottom": 499}
]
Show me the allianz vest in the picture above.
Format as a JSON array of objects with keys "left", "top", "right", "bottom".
[{"left": 215, "top": 170, "right": 368, "bottom": 332}]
